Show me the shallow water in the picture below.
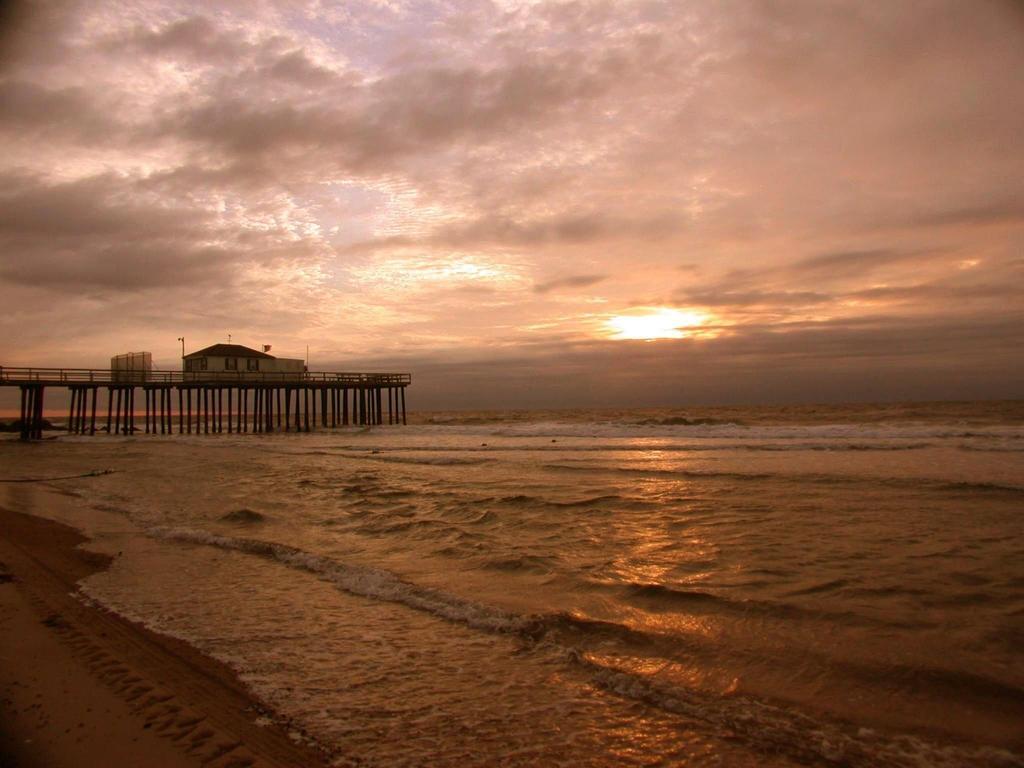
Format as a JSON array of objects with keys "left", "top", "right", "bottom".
[{"left": 2, "top": 402, "right": 1023, "bottom": 766}]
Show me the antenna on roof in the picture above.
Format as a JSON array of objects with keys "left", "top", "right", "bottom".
[{"left": 228, "top": 333, "right": 232, "bottom": 343}]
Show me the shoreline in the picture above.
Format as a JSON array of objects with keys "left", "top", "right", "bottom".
[{"left": 0, "top": 506, "right": 330, "bottom": 768}]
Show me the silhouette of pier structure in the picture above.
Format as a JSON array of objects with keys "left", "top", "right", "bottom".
[{"left": 1, "top": 367, "right": 410, "bottom": 440}]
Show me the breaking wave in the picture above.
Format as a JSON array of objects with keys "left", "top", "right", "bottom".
[{"left": 147, "top": 526, "right": 1023, "bottom": 768}]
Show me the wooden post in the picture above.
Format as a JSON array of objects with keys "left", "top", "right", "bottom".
[
  {"left": 25, "top": 387, "right": 35, "bottom": 440},
  {"left": 276, "top": 388, "right": 283, "bottom": 430},
  {"left": 320, "top": 388, "right": 327, "bottom": 428},
  {"left": 33, "top": 386, "right": 41, "bottom": 439},
  {"left": 90, "top": 387, "right": 97, "bottom": 435},
  {"left": 401, "top": 387, "right": 406, "bottom": 425},
  {"left": 178, "top": 388, "right": 184, "bottom": 434},
  {"left": 36, "top": 387, "right": 46, "bottom": 439},
  {"left": 310, "top": 387, "right": 316, "bottom": 430},
  {"left": 186, "top": 389, "right": 192, "bottom": 434},
  {"left": 18, "top": 387, "right": 26, "bottom": 440},
  {"left": 303, "top": 388, "right": 310, "bottom": 432},
  {"left": 294, "top": 387, "right": 301, "bottom": 430},
  {"left": 24, "top": 387, "right": 33, "bottom": 440},
  {"left": 284, "top": 388, "right": 291, "bottom": 431},
  {"left": 68, "top": 388, "right": 77, "bottom": 434},
  {"left": 79, "top": 387, "right": 87, "bottom": 433},
  {"left": 76, "top": 387, "right": 84, "bottom": 433},
  {"left": 27, "top": 387, "right": 34, "bottom": 439},
  {"left": 83, "top": 387, "right": 91, "bottom": 432},
  {"left": 126, "top": 387, "right": 133, "bottom": 435},
  {"left": 241, "top": 388, "right": 247, "bottom": 433}
]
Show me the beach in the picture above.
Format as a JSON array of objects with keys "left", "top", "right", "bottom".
[
  {"left": 1, "top": 402, "right": 1023, "bottom": 766},
  {"left": 0, "top": 507, "right": 328, "bottom": 768}
]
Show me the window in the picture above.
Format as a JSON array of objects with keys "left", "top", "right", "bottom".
[
  {"left": 225, "top": 357, "right": 238, "bottom": 371},
  {"left": 247, "top": 358, "right": 260, "bottom": 371}
]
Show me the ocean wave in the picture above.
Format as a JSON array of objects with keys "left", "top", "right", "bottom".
[
  {"left": 958, "top": 444, "right": 1024, "bottom": 453},
  {"left": 497, "top": 493, "right": 631, "bottom": 508},
  {"left": 582, "top": 657, "right": 1023, "bottom": 768},
  {"left": 149, "top": 526, "right": 530, "bottom": 634},
  {"left": 621, "top": 582, "right": 929, "bottom": 629},
  {"left": 220, "top": 508, "right": 267, "bottom": 523},
  {"left": 145, "top": 527, "right": 1024, "bottom": 767},
  {"left": 543, "top": 463, "right": 1024, "bottom": 495},
  {"left": 343, "top": 453, "right": 496, "bottom": 466},
  {"left": 451, "top": 421, "right": 1024, "bottom": 441},
  {"left": 632, "top": 416, "right": 743, "bottom": 427}
]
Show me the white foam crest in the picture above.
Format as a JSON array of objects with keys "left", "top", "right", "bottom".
[
  {"left": 482, "top": 422, "right": 1024, "bottom": 442},
  {"left": 148, "top": 526, "right": 528, "bottom": 634}
]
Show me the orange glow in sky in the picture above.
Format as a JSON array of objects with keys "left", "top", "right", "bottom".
[{"left": 605, "top": 308, "right": 709, "bottom": 341}]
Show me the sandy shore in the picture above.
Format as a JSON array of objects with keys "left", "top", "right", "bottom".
[{"left": 0, "top": 507, "right": 329, "bottom": 768}]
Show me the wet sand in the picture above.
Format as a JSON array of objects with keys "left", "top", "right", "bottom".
[{"left": 0, "top": 506, "right": 328, "bottom": 768}]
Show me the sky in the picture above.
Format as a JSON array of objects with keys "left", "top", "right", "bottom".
[{"left": 0, "top": 0, "right": 1022, "bottom": 409}]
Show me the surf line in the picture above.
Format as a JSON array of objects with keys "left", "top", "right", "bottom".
[{"left": 0, "top": 469, "right": 115, "bottom": 483}]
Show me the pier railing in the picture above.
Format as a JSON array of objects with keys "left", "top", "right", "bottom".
[{"left": 0, "top": 366, "right": 411, "bottom": 386}]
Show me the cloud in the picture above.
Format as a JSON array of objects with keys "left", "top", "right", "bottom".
[
  {"left": 0, "top": 0, "right": 1021, "bottom": 403},
  {"left": 534, "top": 274, "right": 607, "bottom": 294}
]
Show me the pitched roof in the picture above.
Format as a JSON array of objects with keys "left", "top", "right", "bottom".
[{"left": 184, "top": 343, "right": 275, "bottom": 359}]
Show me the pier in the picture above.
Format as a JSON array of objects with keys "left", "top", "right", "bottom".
[{"left": 0, "top": 367, "right": 411, "bottom": 440}]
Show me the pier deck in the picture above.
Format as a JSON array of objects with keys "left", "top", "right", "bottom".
[{"left": 1, "top": 366, "right": 410, "bottom": 440}]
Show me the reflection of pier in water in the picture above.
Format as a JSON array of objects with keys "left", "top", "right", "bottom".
[{"left": 0, "top": 367, "right": 410, "bottom": 440}]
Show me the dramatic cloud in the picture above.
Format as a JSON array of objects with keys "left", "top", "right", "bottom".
[{"left": 0, "top": 0, "right": 1022, "bottom": 407}]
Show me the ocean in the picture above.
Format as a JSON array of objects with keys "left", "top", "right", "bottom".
[{"left": 2, "top": 401, "right": 1023, "bottom": 766}]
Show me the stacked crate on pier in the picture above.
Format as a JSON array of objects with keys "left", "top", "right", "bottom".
[{"left": 111, "top": 352, "right": 152, "bottom": 384}]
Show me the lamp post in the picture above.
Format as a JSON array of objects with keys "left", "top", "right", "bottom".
[{"left": 177, "top": 337, "right": 185, "bottom": 372}]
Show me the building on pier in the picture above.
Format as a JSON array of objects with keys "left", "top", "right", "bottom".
[{"left": 183, "top": 343, "right": 304, "bottom": 378}]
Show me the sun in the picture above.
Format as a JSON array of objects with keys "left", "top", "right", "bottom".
[{"left": 605, "top": 307, "right": 709, "bottom": 341}]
